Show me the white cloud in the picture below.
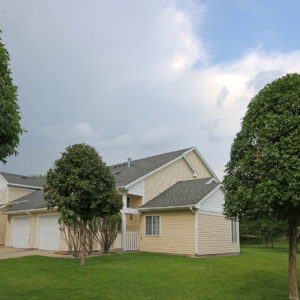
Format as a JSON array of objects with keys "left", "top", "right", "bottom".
[
  {"left": 189, "top": 50, "right": 300, "bottom": 141},
  {"left": 1, "top": 0, "right": 300, "bottom": 180}
]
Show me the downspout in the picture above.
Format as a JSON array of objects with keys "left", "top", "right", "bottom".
[{"left": 190, "top": 206, "right": 199, "bottom": 256}]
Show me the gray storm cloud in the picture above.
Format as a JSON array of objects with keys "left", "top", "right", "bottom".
[{"left": 1, "top": 0, "right": 300, "bottom": 179}]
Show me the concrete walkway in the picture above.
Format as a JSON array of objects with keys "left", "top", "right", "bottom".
[{"left": 0, "top": 247, "right": 72, "bottom": 260}]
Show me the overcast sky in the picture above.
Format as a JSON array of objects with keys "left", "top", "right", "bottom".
[{"left": 1, "top": 0, "right": 300, "bottom": 179}]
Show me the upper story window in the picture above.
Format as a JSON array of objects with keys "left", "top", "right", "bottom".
[
  {"left": 126, "top": 196, "right": 131, "bottom": 208},
  {"left": 145, "top": 215, "right": 160, "bottom": 236},
  {"left": 231, "top": 219, "right": 237, "bottom": 243}
]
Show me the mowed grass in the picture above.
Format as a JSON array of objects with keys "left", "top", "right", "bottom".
[{"left": 0, "top": 240, "right": 298, "bottom": 300}]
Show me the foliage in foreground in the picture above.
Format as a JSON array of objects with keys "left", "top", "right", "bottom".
[
  {"left": 60, "top": 214, "right": 121, "bottom": 257},
  {"left": 223, "top": 73, "right": 300, "bottom": 299},
  {"left": 0, "top": 31, "right": 25, "bottom": 164},
  {"left": 44, "top": 143, "right": 122, "bottom": 265}
]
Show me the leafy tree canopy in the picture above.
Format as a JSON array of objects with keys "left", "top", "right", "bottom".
[
  {"left": 224, "top": 73, "right": 300, "bottom": 220},
  {"left": 44, "top": 143, "right": 122, "bottom": 221},
  {"left": 0, "top": 31, "right": 24, "bottom": 163},
  {"left": 223, "top": 73, "right": 300, "bottom": 300}
]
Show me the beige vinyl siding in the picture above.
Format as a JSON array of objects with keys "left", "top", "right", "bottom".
[
  {"left": 5, "top": 215, "right": 12, "bottom": 246},
  {"left": 140, "top": 210, "right": 195, "bottom": 255},
  {"left": 126, "top": 214, "right": 141, "bottom": 232},
  {"left": 129, "top": 195, "right": 142, "bottom": 209},
  {"left": 144, "top": 158, "right": 194, "bottom": 203},
  {"left": 0, "top": 189, "right": 8, "bottom": 204},
  {"left": 186, "top": 150, "right": 212, "bottom": 178},
  {"left": 0, "top": 207, "right": 8, "bottom": 244},
  {"left": 8, "top": 188, "right": 36, "bottom": 202},
  {"left": 59, "top": 227, "right": 69, "bottom": 251},
  {"left": 198, "top": 214, "right": 240, "bottom": 255}
]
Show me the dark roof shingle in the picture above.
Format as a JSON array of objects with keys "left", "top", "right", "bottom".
[
  {"left": 4, "top": 190, "right": 47, "bottom": 213},
  {"left": 109, "top": 147, "right": 193, "bottom": 187},
  {"left": 0, "top": 172, "right": 45, "bottom": 188},
  {"left": 140, "top": 178, "right": 219, "bottom": 209}
]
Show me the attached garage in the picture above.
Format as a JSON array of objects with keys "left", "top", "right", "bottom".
[
  {"left": 38, "top": 214, "right": 60, "bottom": 251},
  {"left": 11, "top": 216, "right": 30, "bottom": 248}
]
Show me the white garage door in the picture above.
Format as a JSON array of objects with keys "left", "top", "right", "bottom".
[
  {"left": 38, "top": 215, "right": 60, "bottom": 251},
  {"left": 12, "top": 216, "right": 30, "bottom": 248}
]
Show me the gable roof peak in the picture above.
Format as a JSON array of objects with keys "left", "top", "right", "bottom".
[
  {"left": 0, "top": 172, "right": 45, "bottom": 188},
  {"left": 109, "top": 147, "right": 194, "bottom": 187}
]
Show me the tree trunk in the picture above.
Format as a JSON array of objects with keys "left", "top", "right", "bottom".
[
  {"left": 266, "top": 237, "right": 268, "bottom": 248},
  {"left": 288, "top": 213, "right": 299, "bottom": 300},
  {"left": 80, "top": 222, "right": 87, "bottom": 267},
  {"left": 271, "top": 238, "right": 274, "bottom": 248}
]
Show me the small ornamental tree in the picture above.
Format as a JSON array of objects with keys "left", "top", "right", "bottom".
[
  {"left": 0, "top": 31, "right": 24, "bottom": 163},
  {"left": 98, "top": 214, "right": 122, "bottom": 254},
  {"left": 223, "top": 74, "right": 300, "bottom": 300},
  {"left": 44, "top": 143, "right": 123, "bottom": 266}
]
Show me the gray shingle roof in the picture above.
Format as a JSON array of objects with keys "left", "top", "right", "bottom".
[
  {"left": 0, "top": 172, "right": 45, "bottom": 188},
  {"left": 109, "top": 147, "right": 193, "bottom": 187},
  {"left": 3, "top": 147, "right": 199, "bottom": 213},
  {"left": 140, "top": 178, "right": 219, "bottom": 209},
  {"left": 4, "top": 190, "right": 47, "bottom": 213}
]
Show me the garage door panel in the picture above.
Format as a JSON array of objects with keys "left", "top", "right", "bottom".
[
  {"left": 12, "top": 216, "right": 30, "bottom": 248},
  {"left": 38, "top": 215, "right": 60, "bottom": 251}
]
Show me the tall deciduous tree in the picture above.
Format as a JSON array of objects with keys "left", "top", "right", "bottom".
[
  {"left": 223, "top": 73, "right": 300, "bottom": 300},
  {"left": 0, "top": 31, "right": 24, "bottom": 163},
  {"left": 44, "top": 143, "right": 122, "bottom": 266}
]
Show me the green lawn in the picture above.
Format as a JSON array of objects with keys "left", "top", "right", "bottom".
[{"left": 0, "top": 240, "right": 298, "bottom": 300}]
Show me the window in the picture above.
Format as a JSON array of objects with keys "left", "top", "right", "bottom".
[
  {"left": 145, "top": 215, "right": 160, "bottom": 236},
  {"left": 231, "top": 219, "right": 237, "bottom": 243},
  {"left": 126, "top": 196, "right": 131, "bottom": 208}
]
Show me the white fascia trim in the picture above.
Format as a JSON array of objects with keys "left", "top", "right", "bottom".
[
  {"left": 138, "top": 205, "right": 193, "bottom": 212},
  {"left": 124, "top": 146, "right": 219, "bottom": 188},
  {"left": 2, "top": 207, "right": 57, "bottom": 215},
  {"left": 127, "top": 190, "right": 144, "bottom": 197},
  {"left": 7, "top": 183, "right": 43, "bottom": 190},
  {"left": 183, "top": 155, "right": 199, "bottom": 177},
  {"left": 121, "top": 208, "right": 141, "bottom": 215},
  {"left": 125, "top": 155, "right": 187, "bottom": 189},
  {"left": 195, "top": 184, "right": 223, "bottom": 209},
  {"left": 206, "top": 178, "right": 217, "bottom": 184},
  {"left": 197, "top": 210, "right": 224, "bottom": 217},
  {"left": 185, "top": 147, "right": 221, "bottom": 183}
]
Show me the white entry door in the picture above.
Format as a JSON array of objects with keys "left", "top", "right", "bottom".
[
  {"left": 12, "top": 216, "right": 30, "bottom": 248},
  {"left": 38, "top": 215, "right": 60, "bottom": 251}
]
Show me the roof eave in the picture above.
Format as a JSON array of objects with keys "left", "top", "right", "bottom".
[
  {"left": 7, "top": 183, "right": 43, "bottom": 190},
  {"left": 138, "top": 204, "right": 195, "bottom": 212},
  {"left": 2, "top": 206, "right": 57, "bottom": 215},
  {"left": 124, "top": 153, "right": 190, "bottom": 189}
]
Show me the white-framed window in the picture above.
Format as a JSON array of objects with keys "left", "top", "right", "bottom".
[
  {"left": 145, "top": 215, "right": 160, "bottom": 236},
  {"left": 126, "top": 196, "right": 131, "bottom": 208},
  {"left": 231, "top": 219, "right": 237, "bottom": 243}
]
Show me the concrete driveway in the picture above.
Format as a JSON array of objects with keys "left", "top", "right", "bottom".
[{"left": 0, "top": 247, "right": 71, "bottom": 260}]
